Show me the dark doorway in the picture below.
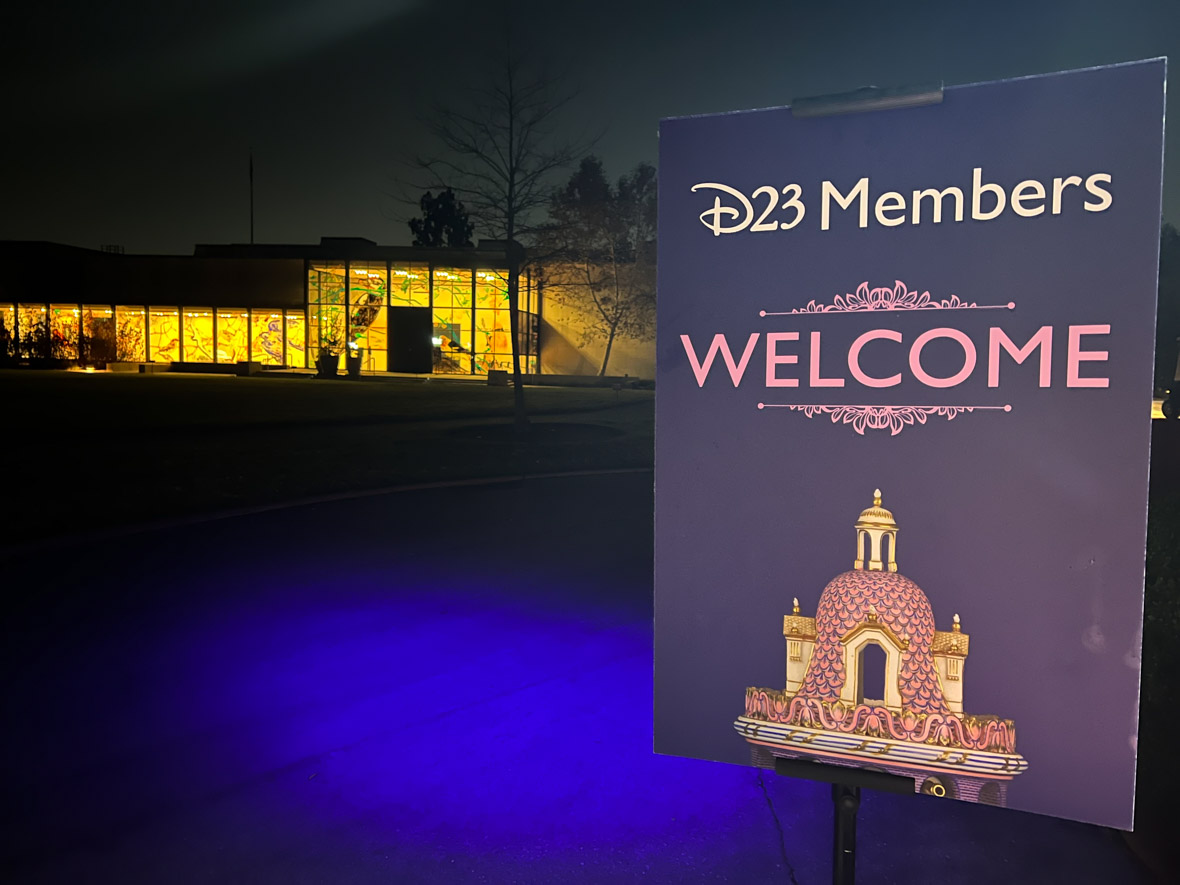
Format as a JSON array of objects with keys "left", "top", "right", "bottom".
[
  {"left": 388, "top": 307, "right": 433, "bottom": 373},
  {"left": 857, "top": 642, "right": 887, "bottom": 704}
]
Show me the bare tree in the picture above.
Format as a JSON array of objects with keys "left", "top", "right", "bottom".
[
  {"left": 542, "top": 157, "right": 656, "bottom": 376},
  {"left": 409, "top": 47, "right": 589, "bottom": 429}
]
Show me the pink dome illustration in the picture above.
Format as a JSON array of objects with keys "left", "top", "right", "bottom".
[{"left": 735, "top": 490, "right": 1027, "bottom": 806}]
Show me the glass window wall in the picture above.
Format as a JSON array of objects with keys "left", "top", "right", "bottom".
[
  {"left": 474, "top": 270, "right": 512, "bottom": 373},
  {"left": 0, "top": 303, "right": 15, "bottom": 360},
  {"left": 116, "top": 306, "right": 146, "bottom": 361},
  {"left": 250, "top": 310, "right": 284, "bottom": 365},
  {"left": 308, "top": 262, "right": 346, "bottom": 364},
  {"left": 149, "top": 307, "right": 180, "bottom": 362},
  {"left": 432, "top": 268, "right": 472, "bottom": 374},
  {"left": 81, "top": 305, "right": 118, "bottom": 363},
  {"left": 519, "top": 312, "right": 538, "bottom": 374},
  {"left": 391, "top": 263, "right": 429, "bottom": 307},
  {"left": 17, "top": 305, "right": 48, "bottom": 358},
  {"left": 349, "top": 262, "right": 387, "bottom": 372},
  {"left": 182, "top": 308, "right": 215, "bottom": 362},
  {"left": 285, "top": 311, "right": 307, "bottom": 368},
  {"left": 49, "top": 304, "right": 80, "bottom": 359},
  {"left": 217, "top": 309, "right": 249, "bottom": 363}
]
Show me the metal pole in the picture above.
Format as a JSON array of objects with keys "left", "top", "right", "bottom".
[{"left": 832, "top": 783, "right": 859, "bottom": 885}]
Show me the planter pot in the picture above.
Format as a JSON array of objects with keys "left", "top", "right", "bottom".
[
  {"left": 346, "top": 350, "right": 364, "bottom": 378},
  {"left": 316, "top": 352, "right": 340, "bottom": 378}
]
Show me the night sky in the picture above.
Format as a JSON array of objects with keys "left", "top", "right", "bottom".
[{"left": 3, "top": 0, "right": 1178, "bottom": 254}]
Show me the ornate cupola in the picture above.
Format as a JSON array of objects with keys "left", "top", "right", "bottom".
[
  {"left": 854, "top": 489, "right": 898, "bottom": 572},
  {"left": 737, "top": 491, "right": 1026, "bottom": 808}
]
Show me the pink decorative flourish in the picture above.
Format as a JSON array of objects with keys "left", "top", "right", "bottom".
[
  {"left": 758, "top": 281, "right": 1019, "bottom": 317},
  {"left": 743, "top": 688, "right": 1018, "bottom": 755},
  {"left": 788, "top": 404, "right": 974, "bottom": 436},
  {"left": 795, "top": 281, "right": 973, "bottom": 313}
]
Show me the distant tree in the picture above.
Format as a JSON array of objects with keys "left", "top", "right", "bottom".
[
  {"left": 541, "top": 156, "right": 656, "bottom": 376},
  {"left": 1157, "top": 223, "right": 1180, "bottom": 392},
  {"left": 408, "top": 187, "right": 474, "bottom": 248},
  {"left": 406, "top": 44, "right": 589, "bottom": 428}
]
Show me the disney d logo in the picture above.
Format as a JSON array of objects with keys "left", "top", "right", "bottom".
[{"left": 691, "top": 182, "right": 806, "bottom": 236}]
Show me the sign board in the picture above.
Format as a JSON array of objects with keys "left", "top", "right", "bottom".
[{"left": 654, "top": 60, "right": 1165, "bottom": 828}]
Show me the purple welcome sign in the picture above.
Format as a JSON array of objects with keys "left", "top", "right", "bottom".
[{"left": 654, "top": 61, "right": 1165, "bottom": 828}]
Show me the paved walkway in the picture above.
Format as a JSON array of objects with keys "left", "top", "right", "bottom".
[{"left": 2, "top": 474, "right": 1149, "bottom": 883}]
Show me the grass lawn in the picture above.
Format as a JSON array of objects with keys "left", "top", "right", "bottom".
[{"left": 0, "top": 370, "right": 653, "bottom": 546}]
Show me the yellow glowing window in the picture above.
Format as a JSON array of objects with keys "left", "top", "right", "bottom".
[
  {"left": 948, "top": 658, "right": 961, "bottom": 681},
  {"left": 433, "top": 268, "right": 472, "bottom": 309},
  {"left": 309, "top": 263, "right": 345, "bottom": 305},
  {"left": 182, "top": 309, "right": 215, "bottom": 362},
  {"left": 250, "top": 310, "right": 283, "bottom": 365},
  {"left": 310, "top": 303, "right": 346, "bottom": 360},
  {"left": 46, "top": 305, "right": 80, "bottom": 359},
  {"left": 0, "top": 304, "right": 14, "bottom": 353},
  {"left": 473, "top": 309, "right": 512, "bottom": 373},
  {"left": 349, "top": 262, "right": 387, "bottom": 305},
  {"left": 17, "top": 305, "right": 48, "bottom": 359},
  {"left": 149, "top": 308, "right": 180, "bottom": 362},
  {"left": 116, "top": 307, "right": 146, "bottom": 361},
  {"left": 391, "top": 264, "right": 429, "bottom": 307},
  {"left": 285, "top": 311, "right": 307, "bottom": 367},
  {"left": 347, "top": 262, "right": 387, "bottom": 372},
  {"left": 217, "top": 309, "right": 249, "bottom": 363},
  {"left": 81, "top": 305, "right": 117, "bottom": 362},
  {"left": 350, "top": 305, "right": 386, "bottom": 372},
  {"left": 475, "top": 270, "right": 509, "bottom": 310},
  {"left": 433, "top": 306, "right": 472, "bottom": 374}
]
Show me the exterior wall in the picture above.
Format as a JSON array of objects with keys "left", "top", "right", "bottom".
[
  {"left": 539, "top": 281, "right": 655, "bottom": 379},
  {"left": 0, "top": 240, "right": 604, "bottom": 375},
  {"left": 0, "top": 240, "right": 542, "bottom": 374},
  {"left": 91, "top": 257, "right": 306, "bottom": 309}
]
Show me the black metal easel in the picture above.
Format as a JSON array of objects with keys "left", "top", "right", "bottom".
[
  {"left": 769, "top": 78, "right": 944, "bottom": 884},
  {"left": 773, "top": 757, "right": 913, "bottom": 885}
]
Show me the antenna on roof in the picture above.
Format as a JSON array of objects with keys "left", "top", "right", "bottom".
[{"left": 249, "top": 148, "right": 255, "bottom": 245}]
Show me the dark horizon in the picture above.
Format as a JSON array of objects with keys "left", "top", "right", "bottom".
[{"left": 3, "top": 0, "right": 1178, "bottom": 254}]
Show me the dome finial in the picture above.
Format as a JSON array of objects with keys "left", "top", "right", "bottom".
[
  {"left": 793, "top": 597, "right": 800, "bottom": 614},
  {"left": 952, "top": 613, "right": 961, "bottom": 633},
  {"left": 854, "top": 489, "right": 899, "bottom": 572}
]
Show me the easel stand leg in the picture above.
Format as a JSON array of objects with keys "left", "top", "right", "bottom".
[
  {"left": 773, "top": 757, "right": 910, "bottom": 885},
  {"left": 832, "top": 783, "right": 860, "bottom": 885}
]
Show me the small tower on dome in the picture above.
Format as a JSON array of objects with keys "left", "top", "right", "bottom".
[{"left": 854, "top": 489, "right": 898, "bottom": 572}]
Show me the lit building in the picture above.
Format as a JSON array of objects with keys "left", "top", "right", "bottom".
[
  {"left": 735, "top": 491, "right": 1028, "bottom": 806},
  {"left": 0, "top": 239, "right": 541, "bottom": 376}
]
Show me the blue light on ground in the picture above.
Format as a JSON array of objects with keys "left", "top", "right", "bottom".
[{"left": 2, "top": 475, "right": 1149, "bottom": 883}]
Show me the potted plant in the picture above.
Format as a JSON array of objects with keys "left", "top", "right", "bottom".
[
  {"left": 345, "top": 340, "right": 365, "bottom": 378},
  {"left": 316, "top": 322, "right": 344, "bottom": 378}
]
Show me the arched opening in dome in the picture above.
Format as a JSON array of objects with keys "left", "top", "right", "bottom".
[{"left": 856, "top": 642, "right": 887, "bottom": 705}]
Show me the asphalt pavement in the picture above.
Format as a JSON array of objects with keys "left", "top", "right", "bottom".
[{"left": 2, "top": 472, "right": 1151, "bottom": 883}]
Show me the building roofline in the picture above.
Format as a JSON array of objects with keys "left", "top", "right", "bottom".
[{"left": 0, "top": 239, "right": 516, "bottom": 264}]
